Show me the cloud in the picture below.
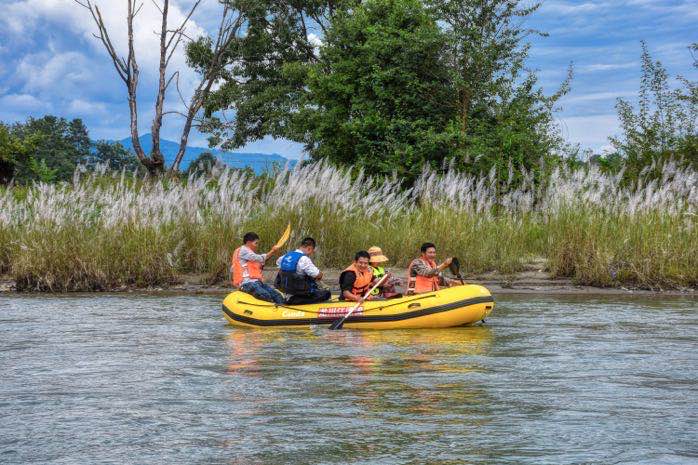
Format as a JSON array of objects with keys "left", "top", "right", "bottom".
[
  {"left": 540, "top": 2, "right": 603, "bottom": 14},
  {"left": 0, "top": 93, "right": 48, "bottom": 111},
  {"left": 3, "top": 0, "right": 206, "bottom": 82},
  {"left": 67, "top": 98, "right": 107, "bottom": 115},
  {"left": 578, "top": 62, "right": 637, "bottom": 73},
  {"left": 16, "top": 51, "right": 94, "bottom": 94},
  {"left": 563, "top": 91, "right": 636, "bottom": 103}
]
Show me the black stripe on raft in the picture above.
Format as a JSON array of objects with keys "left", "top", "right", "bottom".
[{"left": 222, "top": 295, "right": 494, "bottom": 327}]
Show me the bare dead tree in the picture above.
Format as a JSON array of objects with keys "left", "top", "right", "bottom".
[{"left": 74, "top": 0, "right": 243, "bottom": 174}]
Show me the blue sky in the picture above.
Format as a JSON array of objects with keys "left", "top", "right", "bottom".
[{"left": 0, "top": 0, "right": 696, "bottom": 159}]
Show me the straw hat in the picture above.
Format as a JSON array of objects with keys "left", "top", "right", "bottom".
[{"left": 367, "top": 246, "right": 389, "bottom": 264}]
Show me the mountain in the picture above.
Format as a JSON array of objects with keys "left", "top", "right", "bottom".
[{"left": 117, "top": 134, "right": 297, "bottom": 174}]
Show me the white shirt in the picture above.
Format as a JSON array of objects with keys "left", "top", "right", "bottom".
[{"left": 276, "top": 249, "right": 320, "bottom": 278}]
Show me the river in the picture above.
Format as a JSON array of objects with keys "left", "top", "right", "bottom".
[{"left": 1, "top": 294, "right": 696, "bottom": 464}]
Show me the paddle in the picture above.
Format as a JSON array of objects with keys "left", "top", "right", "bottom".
[
  {"left": 448, "top": 257, "right": 465, "bottom": 285},
  {"left": 329, "top": 274, "right": 390, "bottom": 330},
  {"left": 273, "top": 223, "right": 292, "bottom": 250}
]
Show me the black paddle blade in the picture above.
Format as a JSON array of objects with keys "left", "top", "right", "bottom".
[
  {"left": 449, "top": 257, "right": 461, "bottom": 277},
  {"left": 328, "top": 318, "right": 344, "bottom": 330}
]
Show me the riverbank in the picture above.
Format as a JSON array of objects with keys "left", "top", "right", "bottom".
[
  {"left": 2, "top": 267, "right": 695, "bottom": 296},
  {"left": 2, "top": 162, "right": 696, "bottom": 292}
]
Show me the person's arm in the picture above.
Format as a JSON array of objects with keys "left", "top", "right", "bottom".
[
  {"left": 412, "top": 259, "right": 439, "bottom": 277},
  {"left": 340, "top": 271, "right": 361, "bottom": 301},
  {"left": 239, "top": 247, "right": 266, "bottom": 263},
  {"left": 264, "top": 245, "right": 281, "bottom": 261},
  {"left": 437, "top": 257, "right": 453, "bottom": 272},
  {"left": 299, "top": 256, "right": 321, "bottom": 279}
]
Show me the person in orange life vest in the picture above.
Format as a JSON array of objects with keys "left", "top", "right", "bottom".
[
  {"left": 231, "top": 232, "right": 284, "bottom": 304},
  {"left": 406, "top": 242, "right": 453, "bottom": 295},
  {"left": 339, "top": 251, "right": 378, "bottom": 301}
]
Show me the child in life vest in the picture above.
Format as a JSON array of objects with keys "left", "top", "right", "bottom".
[{"left": 367, "top": 246, "right": 402, "bottom": 299}]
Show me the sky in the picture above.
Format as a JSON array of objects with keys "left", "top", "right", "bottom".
[{"left": 0, "top": 0, "right": 696, "bottom": 159}]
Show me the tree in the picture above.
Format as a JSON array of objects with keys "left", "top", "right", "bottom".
[
  {"left": 85, "top": 141, "right": 142, "bottom": 172},
  {"left": 0, "top": 124, "right": 35, "bottom": 184},
  {"left": 297, "top": 0, "right": 457, "bottom": 180},
  {"left": 186, "top": 151, "right": 218, "bottom": 176},
  {"left": 198, "top": 0, "right": 568, "bottom": 184},
  {"left": 9, "top": 116, "right": 91, "bottom": 182},
  {"left": 611, "top": 42, "right": 697, "bottom": 182},
  {"left": 194, "top": 0, "right": 351, "bottom": 151},
  {"left": 74, "top": 0, "right": 245, "bottom": 174},
  {"left": 426, "top": 0, "right": 571, "bottom": 181}
]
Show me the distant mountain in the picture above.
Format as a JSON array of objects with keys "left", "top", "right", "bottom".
[{"left": 117, "top": 134, "right": 297, "bottom": 174}]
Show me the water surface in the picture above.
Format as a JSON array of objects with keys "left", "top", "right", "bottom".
[{"left": 1, "top": 294, "right": 696, "bottom": 464}]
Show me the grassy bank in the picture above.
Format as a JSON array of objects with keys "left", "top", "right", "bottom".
[{"left": 1, "top": 161, "right": 696, "bottom": 291}]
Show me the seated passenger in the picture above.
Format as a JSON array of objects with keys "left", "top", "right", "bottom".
[
  {"left": 231, "top": 232, "right": 284, "bottom": 304},
  {"left": 406, "top": 242, "right": 453, "bottom": 295},
  {"left": 367, "top": 246, "right": 402, "bottom": 299},
  {"left": 339, "top": 251, "right": 376, "bottom": 302},
  {"left": 275, "top": 237, "right": 331, "bottom": 305}
]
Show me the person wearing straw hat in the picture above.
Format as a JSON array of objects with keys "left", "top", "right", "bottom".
[{"left": 368, "top": 246, "right": 402, "bottom": 299}]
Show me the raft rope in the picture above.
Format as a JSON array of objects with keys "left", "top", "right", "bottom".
[{"left": 236, "top": 293, "right": 437, "bottom": 315}]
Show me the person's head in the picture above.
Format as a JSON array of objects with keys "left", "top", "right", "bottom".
[
  {"left": 299, "top": 237, "right": 317, "bottom": 256},
  {"left": 354, "top": 250, "right": 370, "bottom": 272},
  {"left": 420, "top": 242, "right": 437, "bottom": 261},
  {"left": 243, "top": 232, "right": 260, "bottom": 251},
  {"left": 367, "top": 246, "right": 388, "bottom": 265}
]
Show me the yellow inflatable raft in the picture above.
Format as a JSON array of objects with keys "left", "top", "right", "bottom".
[{"left": 222, "top": 284, "right": 494, "bottom": 329}]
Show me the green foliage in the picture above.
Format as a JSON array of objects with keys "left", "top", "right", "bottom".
[
  {"left": 27, "top": 157, "right": 58, "bottom": 183},
  {"left": 609, "top": 42, "right": 697, "bottom": 183},
  {"left": 0, "top": 124, "right": 36, "bottom": 183},
  {"left": 85, "top": 141, "right": 141, "bottom": 172},
  {"left": 1, "top": 116, "right": 146, "bottom": 183},
  {"left": 428, "top": 0, "right": 570, "bottom": 181},
  {"left": 196, "top": 0, "right": 569, "bottom": 184},
  {"left": 301, "top": 0, "right": 455, "bottom": 180},
  {"left": 10, "top": 115, "right": 91, "bottom": 181},
  {"left": 186, "top": 151, "right": 219, "bottom": 176}
]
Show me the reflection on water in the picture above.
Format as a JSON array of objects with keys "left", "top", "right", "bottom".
[{"left": 0, "top": 294, "right": 696, "bottom": 464}]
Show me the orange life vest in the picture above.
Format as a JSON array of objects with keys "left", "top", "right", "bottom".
[
  {"left": 407, "top": 257, "right": 440, "bottom": 294},
  {"left": 343, "top": 263, "right": 374, "bottom": 297},
  {"left": 231, "top": 246, "right": 264, "bottom": 287}
]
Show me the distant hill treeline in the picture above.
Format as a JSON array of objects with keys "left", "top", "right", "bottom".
[{"left": 0, "top": 116, "right": 295, "bottom": 183}]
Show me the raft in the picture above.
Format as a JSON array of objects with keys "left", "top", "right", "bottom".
[{"left": 222, "top": 284, "right": 494, "bottom": 329}]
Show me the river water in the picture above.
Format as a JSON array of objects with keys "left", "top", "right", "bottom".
[{"left": 1, "top": 294, "right": 696, "bottom": 464}]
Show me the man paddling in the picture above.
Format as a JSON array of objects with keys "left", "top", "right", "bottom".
[
  {"left": 275, "top": 237, "right": 331, "bottom": 304},
  {"left": 231, "top": 232, "right": 285, "bottom": 304},
  {"left": 406, "top": 242, "right": 453, "bottom": 295}
]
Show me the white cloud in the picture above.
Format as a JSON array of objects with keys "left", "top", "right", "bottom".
[
  {"left": 308, "top": 33, "right": 323, "bottom": 47},
  {"left": 16, "top": 51, "right": 93, "bottom": 94},
  {"left": 68, "top": 98, "right": 107, "bottom": 115},
  {"left": 563, "top": 91, "right": 635, "bottom": 103},
  {"left": 541, "top": 2, "right": 603, "bottom": 14},
  {"left": 578, "top": 62, "right": 637, "bottom": 73},
  {"left": 0, "top": 93, "right": 48, "bottom": 111},
  {"left": 3, "top": 0, "right": 206, "bottom": 82}
]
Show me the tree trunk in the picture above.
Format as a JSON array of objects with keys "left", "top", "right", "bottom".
[
  {"left": 150, "top": 0, "right": 169, "bottom": 174},
  {"left": 460, "top": 89, "right": 470, "bottom": 134}
]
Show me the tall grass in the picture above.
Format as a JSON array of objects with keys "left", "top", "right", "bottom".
[{"left": 1, "top": 160, "right": 695, "bottom": 291}]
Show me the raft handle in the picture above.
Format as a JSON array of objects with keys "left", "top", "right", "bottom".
[{"left": 408, "top": 303, "right": 421, "bottom": 309}]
